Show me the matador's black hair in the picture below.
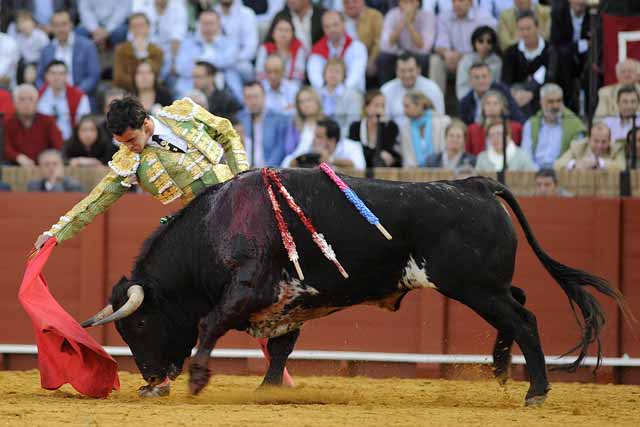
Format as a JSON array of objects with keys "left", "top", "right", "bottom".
[{"left": 106, "top": 96, "right": 148, "bottom": 136}]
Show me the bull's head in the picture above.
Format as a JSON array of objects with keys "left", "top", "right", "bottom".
[{"left": 82, "top": 277, "right": 198, "bottom": 387}]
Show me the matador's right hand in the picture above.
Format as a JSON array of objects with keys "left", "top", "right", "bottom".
[{"left": 34, "top": 233, "right": 52, "bottom": 252}]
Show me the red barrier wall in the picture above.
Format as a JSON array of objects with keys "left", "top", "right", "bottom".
[{"left": 0, "top": 193, "right": 637, "bottom": 382}]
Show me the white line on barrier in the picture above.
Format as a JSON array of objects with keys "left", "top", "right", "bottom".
[{"left": 1, "top": 344, "right": 639, "bottom": 367}]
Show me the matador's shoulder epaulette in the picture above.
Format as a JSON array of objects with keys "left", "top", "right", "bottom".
[
  {"left": 157, "top": 97, "right": 198, "bottom": 122},
  {"left": 108, "top": 145, "right": 140, "bottom": 176}
]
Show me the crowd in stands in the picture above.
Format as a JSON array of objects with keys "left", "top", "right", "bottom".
[{"left": 0, "top": 0, "right": 639, "bottom": 196}]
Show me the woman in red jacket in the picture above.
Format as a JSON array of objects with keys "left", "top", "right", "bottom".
[
  {"left": 255, "top": 16, "right": 307, "bottom": 87},
  {"left": 466, "top": 90, "right": 523, "bottom": 155}
]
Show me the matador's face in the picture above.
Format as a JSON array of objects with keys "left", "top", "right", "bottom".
[{"left": 114, "top": 118, "right": 154, "bottom": 154}]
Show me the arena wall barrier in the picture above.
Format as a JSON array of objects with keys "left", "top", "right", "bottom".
[{"left": 0, "top": 190, "right": 638, "bottom": 384}]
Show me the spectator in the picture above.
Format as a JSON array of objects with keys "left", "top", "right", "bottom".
[
  {"left": 602, "top": 85, "right": 640, "bottom": 143},
  {"left": 237, "top": 81, "right": 291, "bottom": 167},
  {"left": 174, "top": 11, "right": 241, "bottom": 100},
  {"left": 291, "top": 117, "right": 365, "bottom": 171},
  {"left": 425, "top": 118, "right": 476, "bottom": 169},
  {"left": 399, "top": 90, "right": 450, "bottom": 168},
  {"left": 459, "top": 62, "right": 523, "bottom": 125},
  {"left": 133, "top": 0, "right": 188, "bottom": 80},
  {"left": 282, "top": 86, "right": 325, "bottom": 166},
  {"left": 534, "top": 168, "right": 572, "bottom": 197},
  {"left": 307, "top": 10, "right": 368, "bottom": 92},
  {"left": 4, "top": 84, "right": 63, "bottom": 166},
  {"left": 255, "top": 16, "right": 307, "bottom": 86},
  {"left": 64, "top": 114, "right": 117, "bottom": 166},
  {"left": 113, "top": 13, "right": 164, "bottom": 92},
  {"left": 348, "top": 89, "right": 401, "bottom": 167},
  {"left": 8, "top": 10, "right": 49, "bottom": 65},
  {"left": 476, "top": 120, "right": 537, "bottom": 171},
  {"left": 381, "top": 53, "right": 444, "bottom": 123},
  {"left": 501, "top": 10, "right": 549, "bottom": 119},
  {"left": 18, "top": 63, "right": 38, "bottom": 86},
  {"left": 76, "top": 0, "right": 132, "bottom": 48},
  {"left": 0, "top": 30, "right": 19, "bottom": 88},
  {"left": 27, "top": 149, "right": 84, "bottom": 192},
  {"left": 261, "top": 55, "right": 299, "bottom": 115},
  {"left": 215, "top": 0, "right": 259, "bottom": 84},
  {"left": 37, "top": 11, "right": 101, "bottom": 102},
  {"left": 456, "top": 25, "right": 502, "bottom": 100},
  {"left": 554, "top": 122, "right": 625, "bottom": 171},
  {"left": 550, "top": 0, "right": 590, "bottom": 113},
  {"left": 595, "top": 59, "right": 640, "bottom": 119},
  {"left": 37, "top": 60, "right": 91, "bottom": 140},
  {"left": 343, "top": 0, "right": 383, "bottom": 84},
  {"left": 466, "top": 90, "right": 523, "bottom": 155},
  {"left": 431, "top": 0, "right": 497, "bottom": 94},
  {"left": 378, "top": 0, "right": 436, "bottom": 85},
  {"left": 191, "top": 61, "right": 242, "bottom": 120},
  {"left": 320, "top": 58, "right": 363, "bottom": 138},
  {"left": 0, "top": 1, "right": 77, "bottom": 35},
  {"left": 522, "top": 83, "right": 586, "bottom": 169},
  {"left": 132, "top": 60, "right": 173, "bottom": 115},
  {"left": 497, "top": 0, "right": 550, "bottom": 51},
  {"left": 269, "top": 0, "right": 326, "bottom": 51}
]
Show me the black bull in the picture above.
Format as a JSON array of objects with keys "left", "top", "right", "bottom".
[{"left": 82, "top": 169, "right": 629, "bottom": 405}]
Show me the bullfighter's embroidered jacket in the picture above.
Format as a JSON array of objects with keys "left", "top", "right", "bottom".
[{"left": 44, "top": 98, "right": 249, "bottom": 243}]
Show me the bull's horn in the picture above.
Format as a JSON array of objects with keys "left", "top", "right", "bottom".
[
  {"left": 90, "top": 285, "right": 145, "bottom": 327},
  {"left": 80, "top": 304, "right": 114, "bottom": 328}
]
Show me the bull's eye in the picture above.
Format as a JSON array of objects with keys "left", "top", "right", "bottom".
[{"left": 137, "top": 319, "right": 146, "bottom": 329}]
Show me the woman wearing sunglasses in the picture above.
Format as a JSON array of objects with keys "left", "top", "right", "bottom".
[{"left": 456, "top": 26, "right": 502, "bottom": 100}]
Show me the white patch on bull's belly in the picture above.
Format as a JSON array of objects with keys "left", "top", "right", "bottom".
[
  {"left": 399, "top": 256, "right": 438, "bottom": 290},
  {"left": 247, "top": 278, "right": 327, "bottom": 339}
]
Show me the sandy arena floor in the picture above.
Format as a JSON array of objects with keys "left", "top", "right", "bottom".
[{"left": 1, "top": 370, "right": 639, "bottom": 426}]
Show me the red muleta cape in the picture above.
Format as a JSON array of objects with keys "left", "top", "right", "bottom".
[{"left": 18, "top": 238, "right": 120, "bottom": 398}]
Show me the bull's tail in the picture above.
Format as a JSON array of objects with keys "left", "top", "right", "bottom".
[{"left": 492, "top": 181, "right": 635, "bottom": 372}]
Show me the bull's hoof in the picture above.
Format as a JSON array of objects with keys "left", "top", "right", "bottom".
[
  {"left": 524, "top": 394, "right": 547, "bottom": 407},
  {"left": 188, "top": 363, "right": 211, "bottom": 395},
  {"left": 138, "top": 383, "right": 170, "bottom": 397},
  {"left": 494, "top": 368, "right": 511, "bottom": 386}
]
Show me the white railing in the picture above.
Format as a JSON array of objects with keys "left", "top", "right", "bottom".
[{"left": 1, "top": 344, "right": 639, "bottom": 367}]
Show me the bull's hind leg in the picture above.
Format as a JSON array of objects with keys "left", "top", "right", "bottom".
[
  {"left": 259, "top": 328, "right": 300, "bottom": 387},
  {"left": 460, "top": 289, "right": 550, "bottom": 406},
  {"left": 492, "top": 286, "right": 526, "bottom": 384}
]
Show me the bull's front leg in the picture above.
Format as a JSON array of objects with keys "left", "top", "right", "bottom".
[
  {"left": 188, "top": 310, "right": 228, "bottom": 395},
  {"left": 188, "top": 287, "right": 256, "bottom": 395}
]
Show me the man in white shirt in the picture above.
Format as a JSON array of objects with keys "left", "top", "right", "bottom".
[
  {"left": 174, "top": 11, "right": 241, "bottom": 100},
  {"left": 76, "top": 0, "right": 132, "bottom": 48},
  {"left": 215, "top": 0, "right": 259, "bottom": 83},
  {"left": 315, "top": 118, "right": 365, "bottom": 171},
  {"left": 262, "top": 55, "right": 298, "bottom": 115},
  {"left": 602, "top": 85, "right": 640, "bottom": 143},
  {"left": 37, "top": 60, "right": 91, "bottom": 140},
  {"left": 380, "top": 53, "right": 444, "bottom": 123},
  {"left": 307, "top": 10, "right": 368, "bottom": 92},
  {"left": 290, "top": 118, "right": 365, "bottom": 171}
]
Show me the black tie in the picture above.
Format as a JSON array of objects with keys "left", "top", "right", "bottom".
[{"left": 152, "top": 135, "right": 184, "bottom": 153}]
